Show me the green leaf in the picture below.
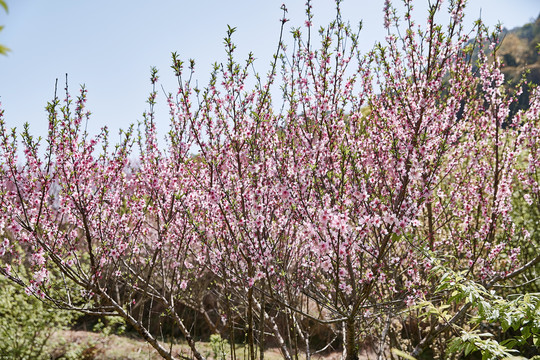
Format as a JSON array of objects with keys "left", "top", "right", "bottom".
[
  {"left": 522, "top": 326, "right": 530, "bottom": 339},
  {"left": 391, "top": 348, "right": 417, "bottom": 360},
  {"left": 501, "top": 339, "right": 518, "bottom": 348},
  {"left": 0, "top": 0, "right": 7, "bottom": 13},
  {"left": 0, "top": 44, "right": 10, "bottom": 55},
  {"left": 464, "top": 342, "right": 476, "bottom": 356},
  {"left": 477, "top": 333, "right": 494, "bottom": 337},
  {"left": 501, "top": 316, "right": 511, "bottom": 331}
]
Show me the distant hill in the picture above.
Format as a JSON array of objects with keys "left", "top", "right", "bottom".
[{"left": 499, "top": 15, "right": 540, "bottom": 86}]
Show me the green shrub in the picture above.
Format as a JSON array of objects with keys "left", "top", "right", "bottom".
[
  {"left": 0, "top": 269, "right": 76, "bottom": 359},
  {"left": 92, "top": 315, "right": 127, "bottom": 336},
  {"left": 419, "top": 262, "right": 540, "bottom": 360},
  {"left": 209, "top": 334, "right": 229, "bottom": 360}
]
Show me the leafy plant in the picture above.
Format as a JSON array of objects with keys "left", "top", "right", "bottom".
[
  {"left": 419, "top": 262, "right": 540, "bottom": 359},
  {"left": 0, "top": 268, "right": 76, "bottom": 359},
  {"left": 209, "top": 334, "right": 229, "bottom": 360},
  {"left": 0, "top": 0, "right": 9, "bottom": 55},
  {"left": 92, "top": 315, "right": 127, "bottom": 336}
]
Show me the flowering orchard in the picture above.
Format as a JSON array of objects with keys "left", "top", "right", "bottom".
[{"left": 1, "top": 1, "right": 539, "bottom": 359}]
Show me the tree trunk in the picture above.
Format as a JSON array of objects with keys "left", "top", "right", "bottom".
[{"left": 344, "top": 318, "right": 359, "bottom": 360}]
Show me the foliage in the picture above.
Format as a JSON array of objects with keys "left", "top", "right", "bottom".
[
  {"left": 0, "top": 0, "right": 9, "bottom": 55},
  {"left": 209, "top": 334, "right": 229, "bottom": 360},
  {"left": 511, "top": 188, "right": 540, "bottom": 293},
  {"left": 93, "top": 315, "right": 127, "bottom": 336},
  {"left": 418, "top": 262, "right": 540, "bottom": 359},
  {"left": 0, "top": 267, "right": 76, "bottom": 359},
  {"left": 391, "top": 348, "right": 418, "bottom": 360}
]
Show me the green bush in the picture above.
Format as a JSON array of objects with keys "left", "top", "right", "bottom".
[
  {"left": 92, "top": 315, "right": 127, "bottom": 336},
  {"left": 0, "top": 269, "right": 76, "bottom": 359},
  {"left": 209, "top": 334, "right": 229, "bottom": 360},
  {"left": 419, "top": 262, "right": 540, "bottom": 360}
]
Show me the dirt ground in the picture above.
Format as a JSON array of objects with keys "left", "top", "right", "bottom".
[{"left": 47, "top": 330, "right": 378, "bottom": 360}]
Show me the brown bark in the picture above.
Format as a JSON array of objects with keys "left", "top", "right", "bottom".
[{"left": 344, "top": 318, "right": 359, "bottom": 360}]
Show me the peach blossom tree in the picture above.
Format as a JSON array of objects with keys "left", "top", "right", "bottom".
[{"left": 0, "top": 1, "right": 539, "bottom": 359}]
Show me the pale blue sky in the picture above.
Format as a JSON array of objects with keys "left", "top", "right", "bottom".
[{"left": 0, "top": 1, "right": 539, "bottom": 144}]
